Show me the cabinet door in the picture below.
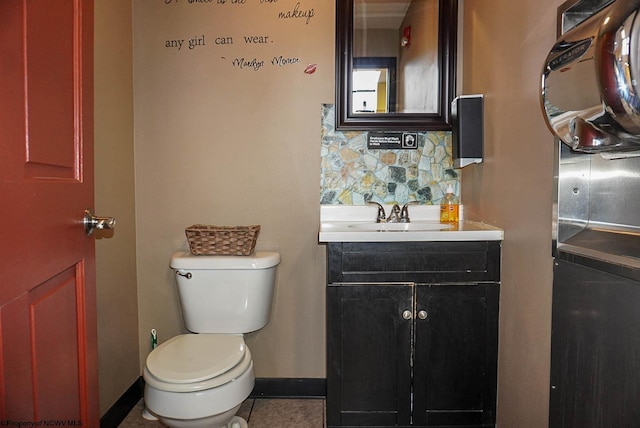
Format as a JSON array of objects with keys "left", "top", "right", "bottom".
[
  {"left": 413, "top": 284, "right": 498, "bottom": 427},
  {"left": 327, "top": 283, "right": 413, "bottom": 427},
  {"left": 550, "top": 260, "right": 640, "bottom": 427}
]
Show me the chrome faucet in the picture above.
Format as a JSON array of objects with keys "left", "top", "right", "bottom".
[
  {"left": 367, "top": 201, "right": 387, "bottom": 223},
  {"left": 386, "top": 204, "right": 402, "bottom": 223},
  {"left": 367, "top": 201, "right": 418, "bottom": 223},
  {"left": 400, "top": 201, "right": 418, "bottom": 223}
]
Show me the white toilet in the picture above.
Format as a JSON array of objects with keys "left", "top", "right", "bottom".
[{"left": 143, "top": 250, "right": 281, "bottom": 428}]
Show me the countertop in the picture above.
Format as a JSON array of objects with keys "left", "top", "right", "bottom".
[{"left": 319, "top": 205, "right": 503, "bottom": 243}]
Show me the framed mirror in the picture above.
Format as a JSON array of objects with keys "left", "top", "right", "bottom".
[{"left": 336, "top": 0, "right": 458, "bottom": 131}]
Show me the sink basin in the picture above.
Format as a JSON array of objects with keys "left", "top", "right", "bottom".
[
  {"left": 319, "top": 205, "right": 504, "bottom": 242},
  {"left": 348, "top": 222, "right": 454, "bottom": 232}
]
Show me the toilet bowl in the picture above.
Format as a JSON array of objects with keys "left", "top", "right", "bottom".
[
  {"left": 144, "top": 334, "right": 254, "bottom": 427},
  {"left": 143, "top": 251, "right": 280, "bottom": 427}
]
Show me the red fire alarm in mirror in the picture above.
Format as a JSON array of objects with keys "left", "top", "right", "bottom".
[{"left": 401, "top": 26, "right": 411, "bottom": 47}]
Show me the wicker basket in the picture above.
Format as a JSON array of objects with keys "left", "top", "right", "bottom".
[{"left": 185, "top": 224, "right": 260, "bottom": 256}]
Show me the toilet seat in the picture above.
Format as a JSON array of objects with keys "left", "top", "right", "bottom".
[{"left": 144, "top": 334, "right": 252, "bottom": 393}]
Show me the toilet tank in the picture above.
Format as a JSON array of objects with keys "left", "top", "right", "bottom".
[{"left": 170, "top": 251, "right": 281, "bottom": 334}]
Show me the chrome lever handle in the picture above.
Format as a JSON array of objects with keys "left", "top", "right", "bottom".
[
  {"left": 400, "top": 201, "right": 418, "bottom": 222},
  {"left": 84, "top": 209, "right": 116, "bottom": 235},
  {"left": 367, "top": 201, "right": 386, "bottom": 223},
  {"left": 176, "top": 271, "right": 192, "bottom": 279}
]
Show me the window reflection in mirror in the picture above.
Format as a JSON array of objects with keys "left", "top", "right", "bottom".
[
  {"left": 352, "top": 0, "right": 439, "bottom": 115},
  {"left": 352, "top": 57, "right": 397, "bottom": 113},
  {"left": 352, "top": 69, "right": 382, "bottom": 113}
]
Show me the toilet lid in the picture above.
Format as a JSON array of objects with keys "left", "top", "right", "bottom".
[{"left": 146, "top": 334, "right": 246, "bottom": 384}]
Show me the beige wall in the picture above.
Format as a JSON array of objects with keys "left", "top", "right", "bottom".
[
  {"left": 132, "top": 0, "right": 333, "bottom": 378},
  {"left": 94, "top": 2, "right": 566, "bottom": 426},
  {"left": 460, "top": 0, "right": 562, "bottom": 425},
  {"left": 94, "top": 1, "right": 139, "bottom": 415},
  {"left": 399, "top": 0, "right": 439, "bottom": 112}
]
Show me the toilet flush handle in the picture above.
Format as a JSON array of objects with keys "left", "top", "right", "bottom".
[{"left": 176, "top": 271, "right": 192, "bottom": 279}]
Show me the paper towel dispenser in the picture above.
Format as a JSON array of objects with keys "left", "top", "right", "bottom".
[
  {"left": 452, "top": 95, "right": 484, "bottom": 168},
  {"left": 541, "top": 0, "right": 640, "bottom": 153}
]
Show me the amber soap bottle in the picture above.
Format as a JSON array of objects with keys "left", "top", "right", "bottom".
[{"left": 440, "top": 185, "right": 459, "bottom": 223}]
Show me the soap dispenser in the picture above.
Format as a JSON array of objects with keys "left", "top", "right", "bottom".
[{"left": 440, "top": 185, "right": 459, "bottom": 223}]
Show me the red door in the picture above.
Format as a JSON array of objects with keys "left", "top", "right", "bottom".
[{"left": 0, "top": 1, "right": 99, "bottom": 423}]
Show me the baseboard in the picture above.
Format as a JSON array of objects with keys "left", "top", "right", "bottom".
[
  {"left": 100, "top": 377, "right": 144, "bottom": 428},
  {"left": 100, "top": 376, "right": 326, "bottom": 427},
  {"left": 250, "top": 377, "right": 326, "bottom": 398}
]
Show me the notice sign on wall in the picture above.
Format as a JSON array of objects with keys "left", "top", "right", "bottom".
[{"left": 367, "top": 132, "right": 419, "bottom": 150}]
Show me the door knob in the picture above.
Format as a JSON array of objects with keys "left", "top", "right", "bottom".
[{"left": 83, "top": 209, "right": 116, "bottom": 235}]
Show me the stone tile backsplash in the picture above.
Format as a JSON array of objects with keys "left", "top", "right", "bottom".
[{"left": 320, "top": 104, "right": 460, "bottom": 205}]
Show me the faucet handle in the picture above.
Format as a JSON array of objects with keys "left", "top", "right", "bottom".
[
  {"left": 367, "top": 201, "right": 386, "bottom": 223},
  {"left": 400, "top": 201, "right": 418, "bottom": 223}
]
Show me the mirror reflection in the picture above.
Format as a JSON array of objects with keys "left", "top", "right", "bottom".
[{"left": 352, "top": 0, "right": 439, "bottom": 115}]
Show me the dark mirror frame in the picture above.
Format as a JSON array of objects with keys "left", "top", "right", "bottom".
[{"left": 335, "top": 0, "right": 458, "bottom": 131}]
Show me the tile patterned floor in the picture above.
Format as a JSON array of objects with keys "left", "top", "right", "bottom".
[{"left": 119, "top": 398, "right": 325, "bottom": 427}]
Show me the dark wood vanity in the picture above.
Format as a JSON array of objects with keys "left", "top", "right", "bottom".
[{"left": 326, "top": 241, "right": 500, "bottom": 428}]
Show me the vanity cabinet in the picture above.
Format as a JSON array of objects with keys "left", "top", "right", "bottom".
[{"left": 326, "top": 241, "right": 500, "bottom": 428}]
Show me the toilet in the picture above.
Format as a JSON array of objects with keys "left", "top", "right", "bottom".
[{"left": 143, "top": 250, "right": 281, "bottom": 428}]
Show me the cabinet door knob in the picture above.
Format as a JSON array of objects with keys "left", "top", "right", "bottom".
[
  {"left": 417, "top": 310, "right": 428, "bottom": 320},
  {"left": 402, "top": 310, "right": 413, "bottom": 320}
]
